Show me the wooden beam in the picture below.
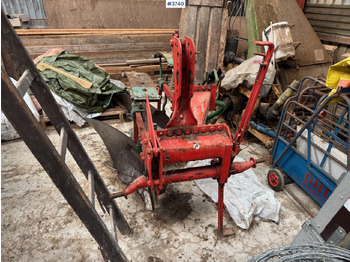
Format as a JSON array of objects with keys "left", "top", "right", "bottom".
[{"left": 15, "top": 28, "right": 178, "bottom": 36}]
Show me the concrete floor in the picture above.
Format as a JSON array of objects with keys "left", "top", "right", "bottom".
[{"left": 1, "top": 120, "right": 320, "bottom": 262}]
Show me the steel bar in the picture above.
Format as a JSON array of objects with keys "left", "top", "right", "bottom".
[
  {"left": 1, "top": 69, "right": 127, "bottom": 262},
  {"left": 218, "top": 184, "right": 224, "bottom": 234},
  {"left": 284, "top": 186, "right": 316, "bottom": 218},
  {"left": 274, "top": 96, "right": 350, "bottom": 168},
  {"left": 286, "top": 111, "right": 348, "bottom": 149},
  {"left": 285, "top": 111, "right": 348, "bottom": 155},
  {"left": 1, "top": 11, "right": 131, "bottom": 235},
  {"left": 282, "top": 115, "right": 347, "bottom": 168}
]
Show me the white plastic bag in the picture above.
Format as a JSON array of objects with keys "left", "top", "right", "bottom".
[
  {"left": 193, "top": 157, "right": 281, "bottom": 229},
  {"left": 221, "top": 56, "right": 276, "bottom": 97}
]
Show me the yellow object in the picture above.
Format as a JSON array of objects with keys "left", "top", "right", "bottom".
[
  {"left": 37, "top": 62, "right": 92, "bottom": 89},
  {"left": 322, "top": 57, "right": 350, "bottom": 105},
  {"left": 326, "top": 57, "right": 350, "bottom": 88}
]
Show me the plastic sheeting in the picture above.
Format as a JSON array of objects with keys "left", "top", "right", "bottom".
[
  {"left": 193, "top": 157, "right": 280, "bottom": 229},
  {"left": 1, "top": 78, "right": 40, "bottom": 141},
  {"left": 47, "top": 91, "right": 101, "bottom": 127},
  {"left": 221, "top": 55, "right": 276, "bottom": 97}
]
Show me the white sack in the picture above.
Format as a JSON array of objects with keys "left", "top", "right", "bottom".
[{"left": 193, "top": 157, "right": 281, "bottom": 229}]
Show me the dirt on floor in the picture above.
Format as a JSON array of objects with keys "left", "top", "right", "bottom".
[{"left": 1, "top": 120, "right": 320, "bottom": 262}]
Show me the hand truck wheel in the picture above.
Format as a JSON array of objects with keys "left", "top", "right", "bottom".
[{"left": 267, "top": 169, "right": 284, "bottom": 191}]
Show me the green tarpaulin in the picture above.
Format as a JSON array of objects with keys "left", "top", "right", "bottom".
[{"left": 38, "top": 51, "right": 126, "bottom": 113}]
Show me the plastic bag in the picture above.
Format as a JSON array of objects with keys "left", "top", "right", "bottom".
[
  {"left": 221, "top": 55, "right": 276, "bottom": 97},
  {"left": 192, "top": 157, "right": 281, "bottom": 229}
]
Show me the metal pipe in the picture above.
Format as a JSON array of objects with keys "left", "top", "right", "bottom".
[
  {"left": 207, "top": 100, "right": 227, "bottom": 120},
  {"left": 250, "top": 121, "right": 276, "bottom": 138},
  {"left": 111, "top": 158, "right": 257, "bottom": 199},
  {"left": 284, "top": 186, "right": 316, "bottom": 218}
]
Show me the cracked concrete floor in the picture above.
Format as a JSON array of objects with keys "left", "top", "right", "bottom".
[{"left": 1, "top": 120, "right": 320, "bottom": 261}]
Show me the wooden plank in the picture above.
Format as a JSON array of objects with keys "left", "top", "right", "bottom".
[
  {"left": 194, "top": 6, "right": 211, "bottom": 84},
  {"left": 312, "top": 26, "right": 350, "bottom": 37},
  {"left": 305, "top": 13, "right": 350, "bottom": 23},
  {"left": 201, "top": 0, "right": 223, "bottom": 7},
  {"left": 304, "top": 6, "right": 350, "bottom": 15},
  {"left": 26, "top": 42, "right": 170, "bottom": 54},
  {"left": 88, "top": 171, "right": 95, "bottom": 208},
  {"left": 189, "top": 0, "right": 224, "bottom": 7},
  {"left": 306, "top": 3, "right": 350, "bottom": 9},
  {"left": 217, "top": 7, "right": 228, "bottom": 70},
  {"left": 37, "top": 63, "right": 93, "bottom": 89},
  {"left": 308, "top": 19, "right": 350, "bottom": 30},
  {"left": 336, "top": 45, "right": 349, "bottom": 62},
  {"left": 317, "top": 33, "right": 350, "bottom": 45},
  {"left": 98, "top": 58, "right": 166, "bottom": 67},
  {"left": 103, "top": 63, "right": 170, "bottom": 75},
  {"left": 16, "top": 69, "right": 34, "bottom": 97},
  {"left": 180, "top": 5, "right": 198, "bottom": 39},
  {"left": 19, "top": 32, "right": 175, "bottom": 40},
  {"left": 99, "top": 106, "right": 128, "bottom": 118},
  {"left": 43, "top": 0, "right": 181, "bottom": 29},
  {"left": 20, "top": 34, "right": 172, "bottom": 47},
  {"left": 179, "top": 7, "right": 189, "bottom": 38},
  {"left": 187, "top": 6, "right": 199, "bottom": 40},
  {"left": 58, "top": 127, "right": 68, "bottom": 161},
  {"left": 15, "top": 28, "right": 178, "bottom": 35},
  {"left": 30, "top": 50, "right": 168, "bottom": 64},
  {"left": 205, "top": 7, "right": 223, "bottom": 73}
]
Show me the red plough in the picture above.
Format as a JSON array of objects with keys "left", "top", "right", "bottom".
[{"left": 110, "top": 35, "right": 274, "bottom": 235}]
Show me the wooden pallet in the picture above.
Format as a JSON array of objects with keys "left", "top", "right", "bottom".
[
  {"left": 95, "top": 106, "right": 128, "bottom": 122},
  {"left": 40, "top": 106, "right": 128, "bottom": 130}
]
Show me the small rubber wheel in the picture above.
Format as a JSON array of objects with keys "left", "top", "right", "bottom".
[{"left": 267, "top": 169, "right": 284, "bottom": 191}]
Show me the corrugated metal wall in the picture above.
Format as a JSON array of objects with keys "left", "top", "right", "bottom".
[
  {"left": 305, "top": 0, "right": 350, "bottom": 45},
  {"left": 2, "top": 0, "right": 46, "bottom": 19}
]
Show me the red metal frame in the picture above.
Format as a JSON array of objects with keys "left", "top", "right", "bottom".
[{"left": 117, "top": 36, "right": 274, "bottom": 235}]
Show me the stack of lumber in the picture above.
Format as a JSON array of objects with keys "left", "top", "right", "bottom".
[{"left": 17, "top": 29, "right": 175, "bottom": 85}]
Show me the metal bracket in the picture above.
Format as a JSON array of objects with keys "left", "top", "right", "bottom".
[{"left": 326, "top": 226, "right": 346, "bottom": 245}]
